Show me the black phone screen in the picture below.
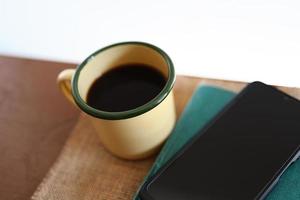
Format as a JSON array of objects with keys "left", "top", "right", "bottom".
[{"left": 140, "top": 82, "right": 300, "bottom": 200}]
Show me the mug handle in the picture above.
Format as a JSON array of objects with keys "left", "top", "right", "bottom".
[{"left": 57, "top": 69, "right": 76, "bottom": 105}]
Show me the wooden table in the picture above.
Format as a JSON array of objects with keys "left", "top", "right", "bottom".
[
  {"left": 0, "top": 56, "right": 79, "bottom": 200},
  {"left": 1, "top": 56, "right": 300, "bottom": 200}
]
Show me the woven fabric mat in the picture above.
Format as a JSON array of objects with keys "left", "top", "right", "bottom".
[{"left": 31, "top": 77, "right": 300, "bottom": 200}]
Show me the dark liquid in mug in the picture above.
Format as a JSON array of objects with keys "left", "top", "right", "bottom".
[{"left": 87, "top": 64, "right": 166, "bottom": 112}]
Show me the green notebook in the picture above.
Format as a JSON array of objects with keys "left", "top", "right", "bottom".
[{"left": 134, "top": 85, "right": 300, "bottom": 200}]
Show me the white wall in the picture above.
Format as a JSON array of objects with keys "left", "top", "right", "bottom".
[{"left": 1, "top": 0, "right": 300, "bottom": 87}]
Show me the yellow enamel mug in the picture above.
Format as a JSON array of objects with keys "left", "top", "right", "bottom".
[{"left": 57, "top": 42, "right": 176, "bottom": 160}]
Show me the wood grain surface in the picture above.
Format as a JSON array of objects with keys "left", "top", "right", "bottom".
[
  {"left": 31, "top": 75, "right": 300, "bottom": 200},
  {"left": 1, "top": 56, "right": 300, "bottom": 200},
  {"left": 0, "top": 56, "right": 79, "bottom": 200}
]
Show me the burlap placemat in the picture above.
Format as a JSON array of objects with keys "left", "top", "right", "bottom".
[{"left": 31, "top": 77, "right": 300, "bottom": 200}]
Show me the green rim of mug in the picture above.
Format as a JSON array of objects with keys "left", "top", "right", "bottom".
[{"left": 71, "top": 41, "right": 175, "bottom": 120}]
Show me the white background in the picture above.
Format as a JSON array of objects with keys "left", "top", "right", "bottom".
[{"left": 1, "top": 0, "right": 300, "bottom": 87}]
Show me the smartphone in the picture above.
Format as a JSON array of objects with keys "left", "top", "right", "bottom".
[{"left": 140, "top": 81, "right": 300, "bottom": 200}]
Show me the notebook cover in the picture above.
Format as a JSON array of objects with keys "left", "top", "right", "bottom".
[{"left": 135, "top": 85, "right": 300, "bottom": 200}]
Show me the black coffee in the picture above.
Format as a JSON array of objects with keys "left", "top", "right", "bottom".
[{"left": 87, "top": 64, "right": 166, "bottom": 112}]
